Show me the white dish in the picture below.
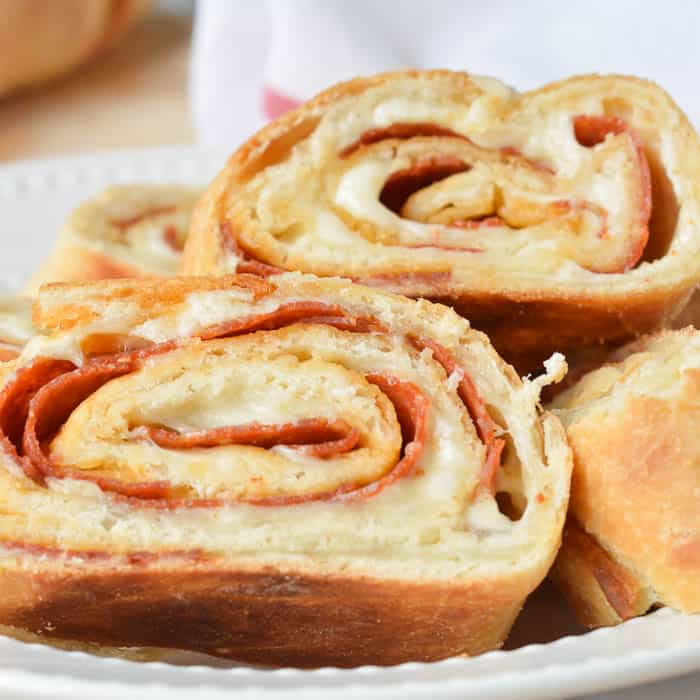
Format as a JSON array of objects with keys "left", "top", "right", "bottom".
[{"left": 0, "top": 147, "right": 699, "bottom": 700}]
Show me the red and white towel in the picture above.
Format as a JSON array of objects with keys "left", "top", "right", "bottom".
[{"left": 190, "top": 0, "right": 700, "bottom": 150}]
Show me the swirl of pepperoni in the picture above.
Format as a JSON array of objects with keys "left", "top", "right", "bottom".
[{"left": 0, "top": 303, "right": 504, "bottom": 509}]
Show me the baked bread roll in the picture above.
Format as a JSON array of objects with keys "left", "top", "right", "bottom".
[
  {"left": 183, "top": 70, "right": 700, "bottom": 370},
  {"left": 0, "top": 0, "right": 152, "bottom": 96},
  {"left": 549, "top": 328, "right": 700, "bottom": 626},
  {"left": 0, "top": 273, "right": 571, "bottom": 667},
  {"left": 0, "top": 296, "right": 34, "bottom": 362},
  {"left": 26, "top": 185, "right": 200, "bottom": 293}
]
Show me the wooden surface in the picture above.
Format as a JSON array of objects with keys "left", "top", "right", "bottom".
[{"left": 0, "top": 10, "right": 194, "bottom": 162}]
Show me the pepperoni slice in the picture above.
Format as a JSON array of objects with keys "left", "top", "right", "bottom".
[
  {"left": 412, "top": 337, "right": 494, "bottom": 443},
  {"left": 23, "top": 357, "right": 138, "bottom": 481},
  {"left": 573, "top": 115, "right": 628, "bottom": 147},
  {"left": 480, "top": 439, "right": 506, "bottom": 495},
  {"left": 330, "top": 373, "right": 427, "bottom": 502},
  {"left": 236, "top": 258, "right": 283, "bottom": 277},
  {"left": 221, "top": 223, "right": 284, "bottom": 277},
  {"left": 411, "top": 336, "right": 505, "bottom": 493},
  {"left": 0, "top": 358, "right": 76, "bottom": 483},
  {"left": 136, "top": 418, "right": 359, "bottom": 458},
  {"left": 198, "top": 301, "right": 385, "bottom": 340},
  {"left": 163, "top": 225, "right": 185, "bottom": 252},
  {"left": 573, "top": 114, "right": 652, "bottom": 269},
  {"left": 20, "top": 344, "right": 178, "bottom": 494},
  {"left": 379, "top": 155, "right": 470, "bottom": 215}
]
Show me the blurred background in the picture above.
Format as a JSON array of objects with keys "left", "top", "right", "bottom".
[
  {"left": 0, "top": 0, "right": 192, "bottom": 160},
  {"left": 2, "top": 0, "right": 700, "bottom": 161}
]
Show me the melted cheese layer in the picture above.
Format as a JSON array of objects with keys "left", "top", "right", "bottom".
[{"left": 5, "top": 274, "right": 572, "bottom": 580}]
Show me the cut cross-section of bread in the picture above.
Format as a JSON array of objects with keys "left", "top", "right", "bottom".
[
  {"left": 182, "top": 70, "right": 700, "bottom": 371},
  {"left": 25, "top": 185, "right": 201, "bottom": 293},
  {"left": 0, "top": 273, "right": 571, "bottom": 667}
]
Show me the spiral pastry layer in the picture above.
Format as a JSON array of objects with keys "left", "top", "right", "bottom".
[
  {"left": 26, "top": 185, "right": 200, "bottom": 293},
  {"left": 0, "top": 273, "right": 571, "bottom": 666},
  {"left": 183, "top": 70, "right": 700, "bottom": 370}
]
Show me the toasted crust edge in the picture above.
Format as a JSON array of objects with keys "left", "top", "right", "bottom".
[
  {"left": 0, "top": 555, "right": 535, "bottom": 667},
  {"left": 25, "top": 245, "right": 161, "bottom": 295},
  {"left": 550, "top": 519, "right": 654, "bottom": 628}
]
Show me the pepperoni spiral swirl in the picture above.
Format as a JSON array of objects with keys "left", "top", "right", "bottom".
[
  {"left": 1, "top": 298, "right": 505, "bottom": 509},
  {"left": 183, "top": 70, "right": 700, "bottom": 371},
  {"left": 0, "top": 274, "right": 572, "bottom": 667}
]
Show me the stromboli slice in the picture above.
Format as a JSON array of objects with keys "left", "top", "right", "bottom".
[
  {"left": 183, "top": 70, "right": 700, "bottom": 370},
  {"left": 549, "top": 328, "right": 700, "bottom": 626},
  {"left": 0, "top": 274, "right": 571, "bottom": 667},
  {"left": 25, "top": 185, "right": 201, "bottom": 293}
]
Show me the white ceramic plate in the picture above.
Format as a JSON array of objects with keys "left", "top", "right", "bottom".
[{"left": 1, "top": 147, "right": 699, "bottom": 700}]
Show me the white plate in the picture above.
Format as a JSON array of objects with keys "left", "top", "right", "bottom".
[{"left": 1, "top": 147, "right": 699, "bottom": 700}]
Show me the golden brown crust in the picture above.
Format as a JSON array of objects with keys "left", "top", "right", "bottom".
[
  {"left": 442, "top": 286, "right": 690, "bottom": 373},
  {"left": 550, "top": 328, "right": 700, "bottom": 625},
  {"left": 550, "top": 519, "right": 653, "bottom": 628},
  {"left": 183, "top": 70, "right": 700, "bottom": 371},
  {"left": 33, "top": 274, "right": 272, "bottom": 332},
  {"left": 0, "top": 553, "right": 525, "bottom": 667}
]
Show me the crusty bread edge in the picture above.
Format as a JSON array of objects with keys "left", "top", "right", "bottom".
[{"left": 0, "top": 551, "right": 542, "bottom": 667}]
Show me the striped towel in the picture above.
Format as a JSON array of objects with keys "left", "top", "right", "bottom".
[{"left": 190, "top": 0, "right": 700, "bottom": 150}]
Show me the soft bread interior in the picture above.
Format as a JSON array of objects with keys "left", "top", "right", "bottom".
[{"left": 0, "top": 274, "right": 573, "bottom": 584}]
